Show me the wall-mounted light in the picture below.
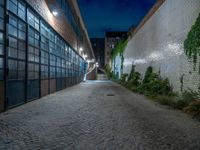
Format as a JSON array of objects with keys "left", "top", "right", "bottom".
[
  {"left": 52, "top": 11, "right": 58, "bottom": 16},
  {"left": 83, "top": 54, "right": 87, "bottom": 60},
  {"left": 79, "top": 47, "right": 83, "bottom": 52}
]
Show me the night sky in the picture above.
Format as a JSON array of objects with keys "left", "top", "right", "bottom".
[{"left": 77, "top": 0, "right": 157, "bottom": 38}]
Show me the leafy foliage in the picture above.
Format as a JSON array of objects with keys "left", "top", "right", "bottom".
[
  {"left": 127, "top": 65, "right": 141, "bottom": 87},
  {"left": 111, "top": 38, "right": 128, "bottom": 60},
  {"left": 113, "top": 65, "right": 200, "bottom": 118},
  {"left": 139, "top": 66, "right": 173, "bottom": 96},
  {"left": 120, "top": 73, "right": 128, "bottom": 84},
  {"left": 184, "top": 101, "right": 200, "bottom": 118},
  {"left": 105, "top": 64, "right": 113, "bottom": 79},
  {"left": 184, "top": 13, "right": 200, "bottom": 72}
]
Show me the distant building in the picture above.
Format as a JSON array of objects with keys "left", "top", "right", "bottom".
[
  {"left": 105, "top": 31, "right": 127, "bottom": 66},
  {"left": 90, "top": 38, "right": 105, "bottom": 68}
]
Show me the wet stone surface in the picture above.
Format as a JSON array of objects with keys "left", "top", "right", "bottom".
[{"left": 0, "top": 80, "right": 200, "bottom": 150}]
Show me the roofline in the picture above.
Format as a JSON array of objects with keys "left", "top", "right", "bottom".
[
  {"left": 72, "top": 0, "right": 95, "bottom": 60},
  {"left": 128, "top": 0, "right": 166, "bottom": 39}
]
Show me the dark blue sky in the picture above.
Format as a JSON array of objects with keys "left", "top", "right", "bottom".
[{"left": 78, "top": 0, "right": 156, "bottom": 38}]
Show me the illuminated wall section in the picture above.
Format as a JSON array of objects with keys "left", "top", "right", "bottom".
[{"left": 123, "top": 0, "right": 200, "bottom": 91}]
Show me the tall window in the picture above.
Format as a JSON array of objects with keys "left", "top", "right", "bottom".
[
  {"left": 27, "top": 9, "right": 39, "bottom": 31},
  {"left": 49, "top": 30, "right": 56, "bottom": 79},
  {"left": 65, "top": 44, "right": 69, "bottom": 78},
  {"left": 7, "top": 12, "right": 26, "bottom": 80},
  {"left": 27, "top": 10, "right": 40, "bottom": 80},
  {"left": 40, "top": 22, "right": 49, "bottom": 79}
]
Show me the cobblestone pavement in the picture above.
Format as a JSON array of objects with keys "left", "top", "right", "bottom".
[{"left": 0, "top": 81, "right": 200, "bottom": 150}]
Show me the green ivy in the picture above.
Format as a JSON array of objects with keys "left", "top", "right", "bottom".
[
  {"left": 111, "top": 38, "right": 128, "bottom": 60},
  {"left": 184, "top": 13, "right": 200, "bottom": 72},
  {"left": 127, "top": 65, "right": 141, "bottom": 86}
]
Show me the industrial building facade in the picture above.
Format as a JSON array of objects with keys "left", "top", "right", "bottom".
[{"left": 0, "top": 0, "right": 94, "bottom": 112}]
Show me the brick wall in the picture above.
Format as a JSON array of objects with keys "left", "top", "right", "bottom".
[
  {"left": 123, "top": 0, "right": 200, "bottom": 92},
  {"left": 25, "top": 0, "right": 77, "bottom": 50}
]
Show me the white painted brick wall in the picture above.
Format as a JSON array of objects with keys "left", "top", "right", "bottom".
[{"left": 123, "top": 0, "right": 200, "bottom": 92}]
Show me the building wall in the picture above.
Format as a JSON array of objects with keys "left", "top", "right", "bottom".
[
  {"left": 105, "top": 32, "right": 127, "bottom": 67},
  {"left": 123, "top": 0, "right": 200, "bottom": 92},
  {"left": 26, "top": 0, "right": 77, "bottom": 50},
  {"left": 0, "top": 0, "right": 89, "bottom": 111},
  {"left": 26, "top": 0, "right": 94, "bottom": 59},
  {"left": 90, "top": 38, "right": 105, "bottom": 68},
  {"left": 105, "top": 37, "right": 115, "bottom": 66}
]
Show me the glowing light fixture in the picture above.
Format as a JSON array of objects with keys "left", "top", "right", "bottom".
[
  {"left": 52, "top": 11, "right": 58, "bottom": 16},
  {"left": 79, "top": 47, "right": 83, "bottom": 52},
  {"left": 83, "top": 54, "right": 87, "bottom": 60}
]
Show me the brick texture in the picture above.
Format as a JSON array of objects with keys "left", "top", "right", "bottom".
[{"left": 123, "top": 0, "right": 200, "bottom": 92}]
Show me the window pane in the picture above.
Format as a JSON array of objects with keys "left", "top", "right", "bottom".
[
  {"left": 18, "top": 31, "right": 26, "bottom": 40},
  {"left": 9, "top": 36, "right": 17, "bottom": 48},
  {"left": 8, "top": 47, "right": 17, "bottom": 58},
  {"left": 28, "top": 63, "right": 34, "bottom": 79},
  {"left": 18, "top": 61, "right": 25, "bottom": 79},
  {"left": 7, "top": 0, "right": 17, "bottom": 14},
  {"left": 35, "top": 48, "right": 39, "bottom": 56},
  {"left": 0, "top": 1, "right": 4, "bottom": 6},
  {"left": 0, "top": 19, "right": 4, "bottom": 30},
  {"left": 0, "top": 32, "right": 3, "bottom": 43},
  {"left": 35, "top": 56, "right": 39, "bottom": 63},
  {"left": 18, "top": 41, "right": 25, "bottom": 50},
  {"left": 8, "top": 59, "right": 17, "bottom": 79},
  {"left": 0, "top": 7, "right": 4, "bottom": 19},
  {"left": 35, "top": 64, "right": 39, "bottom": 79},
  {"left": 0, "top": 57, "right": 3, "bottom": 68},
  {"left": 28, "top": 36, "right": 34, "bottom": 45},
  {"left": 18, "top": 1, "right": 25, "bottom": 20},
  {"left": 9, "top": 15, "right": 17, "bottom": 27},
  {"left": 28, "top": 9, "right": 39, "bottom": 30},
  {"left": 8, "top": 25, "right": 17, "bottom": 37},
  {"left": 28, "top": 53, "right": 34, "bottom": 62},
  {"left": 18, "top": 50, "right": 25, "bottom": 60},
  {"left": 18, "top": 21, "right": 26, "bottom": 32},
  {"left": 0, "top": 44, "right": 3, "bottom": 55}
]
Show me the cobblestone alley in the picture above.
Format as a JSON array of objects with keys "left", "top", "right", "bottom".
[{"left": 0, "top": 81, "right": 200, "bottom": 150}]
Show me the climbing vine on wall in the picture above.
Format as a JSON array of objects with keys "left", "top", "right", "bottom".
[
  {"left": 184, "top": 13, "right": 200, "bottom": 72},
  {"left": 111, "top": 38, "right": 128, "bottom": 74},
  {"left": 111, "top": 38, "right": 128, "bottom": 60}
]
